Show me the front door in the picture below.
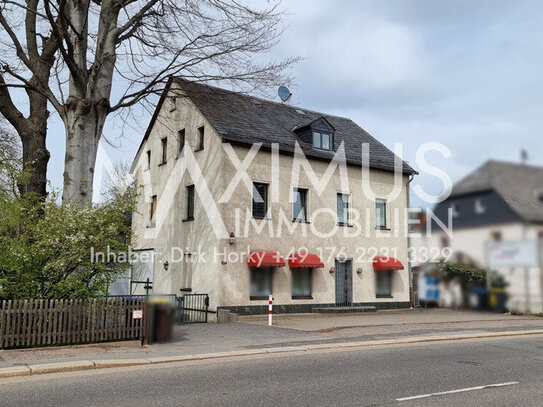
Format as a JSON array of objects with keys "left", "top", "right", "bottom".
[{"left": 335, "top": 259, "right": 353, "bottom": 306}]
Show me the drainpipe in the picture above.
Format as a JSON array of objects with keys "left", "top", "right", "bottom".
[
  {"left": 522, "top": 220, "right": 531, "bottom": 313},
  {"left": 406, "top": 174, "right": 415, "bottom": 308}
]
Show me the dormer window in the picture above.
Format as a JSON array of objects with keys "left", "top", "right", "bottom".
[
  {"left": 535, "top": 188, "right": 543, "bottom": 204},
  {"left": 475, "top": 198, "right": 486, "bottom": 214},
  {"left": 313, "top": 131, "right": 331, "bottom": 151}
]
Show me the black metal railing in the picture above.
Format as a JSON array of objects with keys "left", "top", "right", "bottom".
[{"left": 177, "top": 294, "right": 209, "bottom": 323}]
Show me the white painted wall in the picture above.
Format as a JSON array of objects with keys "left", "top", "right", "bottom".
[{"left": 131, "top": 86, "right": 412, "bottom": 310}]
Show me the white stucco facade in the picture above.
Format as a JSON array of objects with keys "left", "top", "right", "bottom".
[
  {"left": 130, "top": 85, "right": 413, "bottom": 314},
  {"left": 412, "top": 222, "right": 543, "bottom": 312}
]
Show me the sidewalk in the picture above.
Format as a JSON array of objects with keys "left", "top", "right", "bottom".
[
  {"left": 1, "top": 309, "right": 543, "bottom": 376},
  {"left": 239, "top": 308, "right": 543, "bottom": 335}
]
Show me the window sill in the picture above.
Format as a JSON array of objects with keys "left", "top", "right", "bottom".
[
  {"left": 194, "top": 148, "right": 204, "bottom": 152},
  {"left": 252, "top": 216, "right": 271, "bottom": 221},
  {"left": 292, "top": 295, "right": 313, "bottom": 300},
  {"left": 338, "top": 222, "right": 353, "bottom": 227},
  {"left": 182, "top": 217, "right": 194, "bottom": 222},
  {"left": 179, "top": 288, "right": 192, "bottom": 292},
  {"left": 376, "top": 294, "right": 393, "bottom": 299},
  {"left": 158, "top": 162, "right": 167, "bottom": 167},
  {"left": 376, "top": 226, "right": 391, "bottom": 231},
  {"left": 250, "top": 296, "right": 271, "bottom": 301},
  {"left": 292, "top": 219, "right": 310, "bottom": 224}
]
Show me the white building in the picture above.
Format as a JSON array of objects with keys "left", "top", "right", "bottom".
[
  {"left": 413, "top": 160, "right": 543, "bottom": 312},
  {"left": 128, "top": 78, "right": 416, "bottom": 315}
]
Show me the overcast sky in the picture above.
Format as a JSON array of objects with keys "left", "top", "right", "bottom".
[{"left": 43, "top": 0, "right": 543, "bottom": 207}]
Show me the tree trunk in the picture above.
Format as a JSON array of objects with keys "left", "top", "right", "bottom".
[
  {"left": 62, "top": 97, "right": 108, "bottom": 204},
  {"left": 19, "top": 124, "right": 50, "bottom": 197}
]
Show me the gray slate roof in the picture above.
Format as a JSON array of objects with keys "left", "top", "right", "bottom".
[
  {"left": 174, "top": 79, "right": 416, "bottom": 175},
  {"left": 452, "top": 160, "right": 543, "bottom": 223}
]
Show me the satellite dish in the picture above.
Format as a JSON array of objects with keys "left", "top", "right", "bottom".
[{"left": 278, "top": 86, "right": 292, "bottom": 103}]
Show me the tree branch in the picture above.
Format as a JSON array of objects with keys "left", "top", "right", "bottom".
[{"left": 0, "top": 73, "right": 27, "bottom": 134}]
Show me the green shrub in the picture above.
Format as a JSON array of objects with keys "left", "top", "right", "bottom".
[{"left": 0, "top": 188, "right": 137, "bottom": 299}]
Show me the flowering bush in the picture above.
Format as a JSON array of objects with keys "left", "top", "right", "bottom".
[{"left": 0, "top": 188, "right": 137, "bottom": 299}]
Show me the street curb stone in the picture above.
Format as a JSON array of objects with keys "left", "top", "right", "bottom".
[
  {"left": 0, "top": 366, "right": 31, "bottom": 378},
  {"left": 28, "top": 360, "right": 95, "bottom": 375},
  {"left": 92, "top": 359, "right": 151, "bottom": 369},
  {"left": 3, "top": 329, "right": 543, "bottom": 379},
  {"left": 148, "top": 355, "right": 199, "bottom": 364}
]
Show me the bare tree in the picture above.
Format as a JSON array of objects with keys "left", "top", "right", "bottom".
[
  {"left": 1, "top": 0, "right": 296, "bottom": 204},
  {"left": 0, "top": 1, "right": 59, "bottom": 198},
  {"left": 0, "top": 119, "right": 22, "bottom": 198}
]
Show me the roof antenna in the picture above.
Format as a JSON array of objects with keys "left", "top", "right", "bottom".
[
  {"left": 521, "top": 149, "right": 528, "bottom": 165},
  {"left": 278, "top": 86, "right": 292, "bottom": 103}
]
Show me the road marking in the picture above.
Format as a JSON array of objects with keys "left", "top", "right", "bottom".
[{"left": 396, "top": 382, "right": 519, "bottom": 401}]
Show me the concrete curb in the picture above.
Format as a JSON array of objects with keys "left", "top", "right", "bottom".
[
  {"left": 93, "top": 359, "right": 152, "bottom": 369},
  {"left": 28, "top": 360, "right": 95, "bottom": 375},
  {"left": 2, "top": 329, "right": 543, "bottom": 379}
]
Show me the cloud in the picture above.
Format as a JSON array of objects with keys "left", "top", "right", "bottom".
[{"left": 42, "top": 0, "right": 543, "bottom": 209}]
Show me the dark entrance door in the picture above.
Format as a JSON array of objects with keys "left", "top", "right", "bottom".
[{"left": 335, "top": 259, "right": 353, "bottom": 306}]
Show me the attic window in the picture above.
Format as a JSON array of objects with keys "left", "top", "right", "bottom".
[
  {"left": 313, "top": 132, "right": 331, "bottom": 151},
  {"left": 475, "top": 198, "right": 486, "bottom": 214},
  {"left": 451, "top": 203, "right": 460, "bottom": 217}
]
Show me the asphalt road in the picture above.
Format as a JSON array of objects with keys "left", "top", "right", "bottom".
[{"left": 1, "top": 335, "right": 543, "bottom": 406}]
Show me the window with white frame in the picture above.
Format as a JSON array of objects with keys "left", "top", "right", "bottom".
[
  {"left": 375, "top": 198, "right": 387, "bottom": 229},
  {"left": 337, "top": 193, "right": 349, "bottom": 225},
  {"left": 293, "top": 188, "right": 308, "bottom": 222},
  {"left": 312, "top": 132, "right": 331, "bottom": 151},
  {"left": 252, "top": 182, "right": 268, "bottom": 219}
]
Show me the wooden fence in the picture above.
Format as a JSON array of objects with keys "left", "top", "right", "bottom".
[{"left": 0, "top": 297, "right": 144, "bottom": 349}]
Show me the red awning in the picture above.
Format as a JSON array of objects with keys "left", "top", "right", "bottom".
[
  {"left": 373, "top": 256, "right": 404, "bottom": 271},
  {"left": 248, "top": 252, "right": 285, "bottom": 268},
  {"left": 288, "top": 253, "right": 325, "bottom": 268}
]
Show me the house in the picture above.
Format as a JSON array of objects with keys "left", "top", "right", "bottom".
[
  {"left": 414, "top": 160, "right": 543, "bottom": 312},
  {"left": 128, "top": 78, "right": 416, "bottom": 316}
]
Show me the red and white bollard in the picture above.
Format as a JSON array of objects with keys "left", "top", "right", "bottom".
[{"left": 268, "top": 294, "right": 273, "bottom": 326}]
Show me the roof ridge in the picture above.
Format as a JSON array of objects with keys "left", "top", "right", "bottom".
[
  {"left": 173, "top": 77, "right": 351, "bottom": 121},
  {"left": 485, "top": 159, "right": 543, "bottom": 171}
]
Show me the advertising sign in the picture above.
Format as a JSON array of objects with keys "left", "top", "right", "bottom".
[{"left": 486, "top": 240, "right": 540, "bottom": 269}]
